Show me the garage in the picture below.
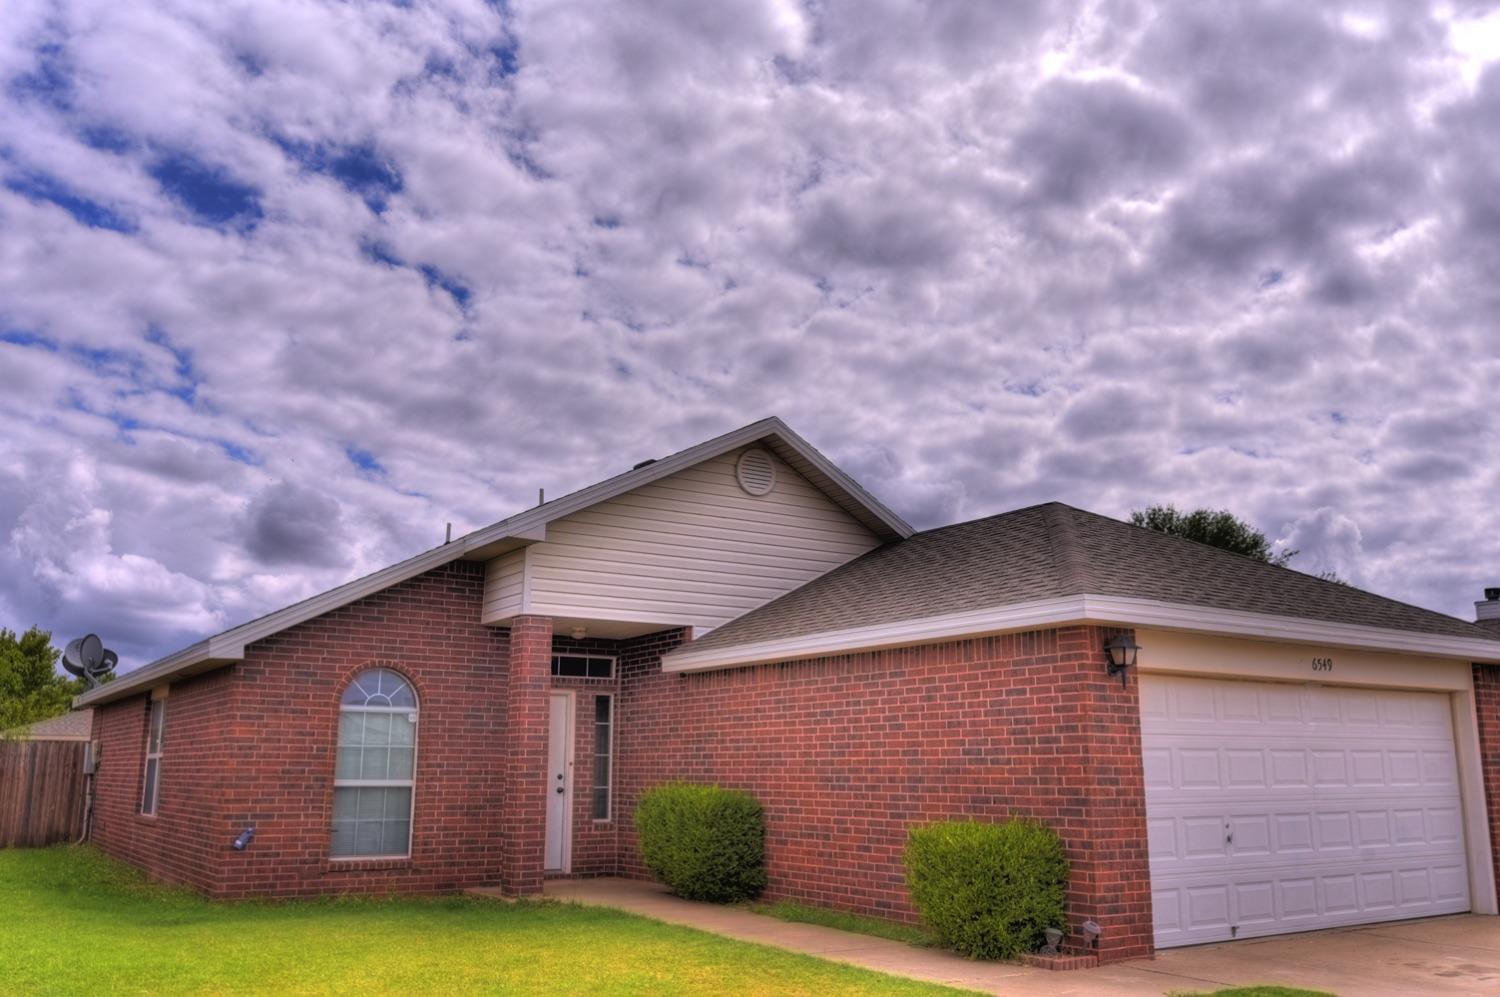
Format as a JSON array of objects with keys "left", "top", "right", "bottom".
[{"left": 1142, "top": 673, "right": 1471, "bottom": 948}]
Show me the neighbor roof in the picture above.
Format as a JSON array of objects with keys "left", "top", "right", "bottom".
[
  {"left": 78, "top": 417, "right": 912, "bottom": 708},
  {"left": 9, "top": 709, "right": 94, "bottom": 741},
  {"left": 667, "top": 503, "right": 1500, "bottom": 669}
]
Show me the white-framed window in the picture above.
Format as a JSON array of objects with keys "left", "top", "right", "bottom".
[
  {"left": 551, "top": 653, "right": 615, "bottom": 679},
  {"left": 592, "top": 694, "right": 613, "bottom": 821},
  {"left": 331, "top": 668, "right": 417, "bottom": 859},
  {"left": 140, "top": 694, "right": 166, "bottom": 815}
]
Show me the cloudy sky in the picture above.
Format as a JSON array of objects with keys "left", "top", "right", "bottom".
[{"left": 2, "top": 0, "right": 1498, "bottom": 671}]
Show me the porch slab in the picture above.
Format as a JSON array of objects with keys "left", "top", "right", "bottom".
[{"left": 537, "top": 877, "right": 1500, "bottom": 996}]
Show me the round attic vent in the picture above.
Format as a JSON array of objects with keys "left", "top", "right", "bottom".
[{"left": 736, "top": 447, "right": 776, "bottom": 496}]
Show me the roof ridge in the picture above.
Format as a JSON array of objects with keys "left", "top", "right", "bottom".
[
  {"left": 1061, "top": 504, "right": 1487, "bottom": 632},
  {"left": 1042, "top": 503, "right": 1091, "bottom": 594}
]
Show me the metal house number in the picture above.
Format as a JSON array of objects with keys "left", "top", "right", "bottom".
[{"left": 1310, "top": 657, "right": 1334, "bottom": 672}]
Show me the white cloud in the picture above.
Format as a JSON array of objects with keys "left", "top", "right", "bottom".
[{"left": 0, "top": 0, "right": 1496, "bottom": 671}]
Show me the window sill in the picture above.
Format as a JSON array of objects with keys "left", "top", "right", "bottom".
[{"left": 323, "top": 857, "right": 413, "bottom": 873}]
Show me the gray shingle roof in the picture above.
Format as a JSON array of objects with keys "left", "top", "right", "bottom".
[
  {"left": 686, "top": 502, "right": 1490, "bottom": 652},
  {"left": 10, "top": 709, "right": 94, "bottom": 741}
]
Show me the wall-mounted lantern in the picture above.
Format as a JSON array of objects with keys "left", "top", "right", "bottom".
[{"left": 1103, "top": 633, "right": 1140, "bottom": 687}]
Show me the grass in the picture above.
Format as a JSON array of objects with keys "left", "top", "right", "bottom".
[
  {"left": 1170, "top": 983, "right": 1338, "bottom": 989},
  {"left": 748, "top": 900, "right": 936, "bottom": 947},
  {"left": 0, "top": 847, "right": 975, "bottom": 996}
]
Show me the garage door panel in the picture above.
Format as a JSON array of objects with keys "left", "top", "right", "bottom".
[{"left": 1142, "top": 675, "right": 1469, "bottom": 949}]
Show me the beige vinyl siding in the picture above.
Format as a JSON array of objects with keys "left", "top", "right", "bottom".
[
  {"left": 482, "top": 548, "right": 527, "bottom": 621},
  {"left": 481, "top": 449, "right": 880, "bottom": 631}
]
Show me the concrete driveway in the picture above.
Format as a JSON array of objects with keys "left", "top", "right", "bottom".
[
  {"left": 538, "top": 879, "right": 1499, "bottom": 996},
  {"left": 1129, "top": 915, "right": 1500, "bottom": 997}
]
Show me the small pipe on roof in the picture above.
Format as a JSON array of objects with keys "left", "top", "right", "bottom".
[
  {"left": 538, "top": 488, "right": 545, "bottom": 506},
  {"left": 444, "top": 522, "right": 452, "bottom": 544}
]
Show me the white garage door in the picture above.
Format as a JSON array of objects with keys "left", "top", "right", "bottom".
[{"left": 1141, "top": 674, "right": 1470, "bottom": 948}]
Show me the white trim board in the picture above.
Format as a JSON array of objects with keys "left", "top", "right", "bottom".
[
  {"left": 79, "top": 417, "right": 911, "bottom": 709},
  {"left": 662, "top": 594, "right": 1500, "bottom": 673}
]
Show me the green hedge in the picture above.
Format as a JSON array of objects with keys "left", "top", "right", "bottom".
[
  {"left": 635, "top": 782, "right": 767, "bottom": 903},
  {"left": 904, "top": 818, "right": 1068, "bottom": 960}
]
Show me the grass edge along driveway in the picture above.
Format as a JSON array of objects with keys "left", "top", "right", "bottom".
[{"left": 0, "top": 847, "right": 974, "bottom": 996}]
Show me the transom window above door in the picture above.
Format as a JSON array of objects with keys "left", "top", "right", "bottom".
[{"left": 551, "top": 654, "right": 615, "bottom": 679}]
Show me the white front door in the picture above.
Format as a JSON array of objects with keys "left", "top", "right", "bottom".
[
  {"left": 545, "top": 692, "right": 573, "bottom": 872},
  {"left": 1142, "top": 674, "right": 1469, "bottom": 949}
]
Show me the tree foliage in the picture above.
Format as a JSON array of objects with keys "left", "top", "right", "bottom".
[
  {"left": 1129, "top": 505, "right": 1296, "bottom": 567},
  {"left": 0, "top": 627, "right": 84, "bottom": 734}
]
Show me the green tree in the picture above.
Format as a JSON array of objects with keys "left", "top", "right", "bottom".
[
  {"left": 0, "top": 627, "right": 84, "bottom": 734},
  {"left": 1129, "top": 505, "right": 1297, "bottom": 567}
]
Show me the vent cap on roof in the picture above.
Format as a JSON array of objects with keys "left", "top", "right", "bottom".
[
  {"left": 736, "top": 447, "right": 776, "bottom": 496},
  {"left": 1479, "top": 587, "right": 1500, "bottom": 624}
]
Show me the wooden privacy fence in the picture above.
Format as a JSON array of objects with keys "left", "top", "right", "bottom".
[{"left": 0, "top": 741, "right": 88, "bottom": 847}]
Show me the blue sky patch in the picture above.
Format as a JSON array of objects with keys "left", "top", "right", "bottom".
[
  {"left": 218, "top": 440, "right": 256, "bottom": 464},
  {"left": 1, "top": 329, "right": 60, "bottom": 351},
  {"left": 146, "top": 327, "right": 200, "bottom": 405},
  {"left": 148, "top": 151, "right": 263, "bottom": 227},
  {"left": 489, "top": 41, "right": 520, "bottom": 79},
  {"left": 9, "top": 42, "right": 71, "bottom": 110},
  {"left": 361, "top": 240, "right": 404, "bottom": 267},
  {"left": 278, "top": 138, "right": 402, "bottom": 212},
  {"left": 78, "top": 124, "right": 134, "bottom": 154},
  {"left": 420, "top": 264, "right": 472, "bottom": 309},
  {"left": 345, "top": 445, "right": 386, "bottom": 476},
  {"left": 5, "top": 172, "right": 135, "bottom": 233}
]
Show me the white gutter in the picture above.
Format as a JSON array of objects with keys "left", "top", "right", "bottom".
[{"left": 662, "top": 594, "right": 1500, "bottom": 673}]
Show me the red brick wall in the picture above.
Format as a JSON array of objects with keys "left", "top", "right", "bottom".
[
  {"left": 1476, "top": 664, "right": 1500, "bottom": 902},
  {"left": 93, "top": 561, "right": 514, "bottom": 898},
  {"left": 91, "top": 669, "right": 234, "bottom": 894},
  {"left": 614, "top": 625, "right": 1154, "bottom": 962}
]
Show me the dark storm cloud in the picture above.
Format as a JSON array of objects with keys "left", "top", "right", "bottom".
[
  {"left": 242, "top": 482, "right": 348, "bottom": 568},
  {"left": 1013, "top": 77, "right": 1195, "bottom": 207},
  {"left": 796, "top": 184, "right": 964, "bottom": 272},
  {"left": 1, "top": 0, "right": 1498, "bottom": 670}
]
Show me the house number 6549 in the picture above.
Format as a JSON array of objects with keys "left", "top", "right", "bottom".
[{"left": 1311, "top": 657, "right": 1334, "bottom": 672}]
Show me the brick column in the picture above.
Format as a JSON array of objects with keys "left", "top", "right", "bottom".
[
  {"left": 1475, "top": 664, "right": 1500, "bottom": 905},
  {"left": 500, "top": 615, "right": 552, "bottom": 896},
  {"left": 1057, "top": 625, "right": 1154, "bottom": 962}
]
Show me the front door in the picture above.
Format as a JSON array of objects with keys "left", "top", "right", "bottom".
[{"left": 545, "top": 691, "right": 573, "bottom": 872}]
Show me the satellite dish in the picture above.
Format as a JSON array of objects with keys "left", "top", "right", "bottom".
[{"left": 63, "top": 633, "right": 118, "bottom": 689}]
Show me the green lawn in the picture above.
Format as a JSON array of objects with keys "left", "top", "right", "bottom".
[
  {"left": 0, "top": 847, "right": 971, "bottom": 996},
  {"left": 748, "top": 900, "right": 936, "bottom": 947},
  {"left": 1170, "top": 983, "right": 1338, "bottom": 989}
]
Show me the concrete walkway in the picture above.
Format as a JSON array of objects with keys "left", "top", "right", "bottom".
[{"left": 527, "top": 877, "right": 1500, "bottom": 996}]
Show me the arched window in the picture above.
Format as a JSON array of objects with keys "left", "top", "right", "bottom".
[{"left": 331, "top": 668, "right": 417, "bottom": 859}]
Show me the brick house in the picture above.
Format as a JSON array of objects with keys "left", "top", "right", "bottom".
[{"left": 77, "top": 417, "right": 1500, "bottom": 963}]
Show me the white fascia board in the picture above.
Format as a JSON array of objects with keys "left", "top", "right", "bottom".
[
  {"left": 760, "top": 420, "right": 913, "bottom": 540},
  {"left": 1085, "top": 596, "right": 1500, "bottom": 664},
  {"left": 662, "top": 596, "right": 1092, "bottom": 672},
  {"left": 80, "top": 417, "right": 909, "bottom": 707},
  {"left": 460, "top": 417, "right": 911, "bottom": 551},
  {"left": 76, "top": 542, "right": 471, "bottom": 707},
  {"left": 662, "top": 594, "right": 1500, "bottom": 673}
]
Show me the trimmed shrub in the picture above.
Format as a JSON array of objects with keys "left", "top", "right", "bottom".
[
  {"left": 634, "top": 782, "right": 767, "bottom": 903},
  {"left": 904, "top": 818, "right": 1069, "bottom": 960}
]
